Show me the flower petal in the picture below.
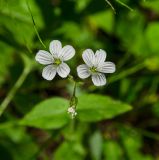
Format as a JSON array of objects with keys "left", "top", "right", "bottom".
[
  {"left": 91, "top": 73, "right": 106, "bottom": 86},
  {"left": 35, "top": 50, "right": 53, "bottom": 65},
  {"left": 82, "top": 49, "right": 95, "bottom": 67},
  {"left": 57, "top": 63, "right": 70, "bottom": 78},
  {"left": 42, "top": 65, "right": 57, "bottom": 80},
  {"left": 77, "top": 64, "right": 91, "bottom": 79},
  {"left": 94, "top": 49, "right": 106, "bottom": 66},
  {"left": 59, "top": 45, "right": 75, "bottom": 61},
  {"left": 49, "top": 40, "right": 62, "bottom": 58},
  {"left": 98, "top": 62, "right": 116, "bottom": 73}
]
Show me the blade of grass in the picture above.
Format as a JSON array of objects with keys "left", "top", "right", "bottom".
[
  {"left": 105, "top": 0, "right": 116, "bottom": 14},
  {"left": 26, "top": 0, "right": 46, "bottom": 48},
  {"left": 116, "top": 0, "right": 134, "bottom": 11}
]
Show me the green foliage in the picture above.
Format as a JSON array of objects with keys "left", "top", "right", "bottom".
[
  {"left": 120, "top": 127, "right": 154, "bottom": 160},
  {"left": 145, "top": 22, "right": 159, "bottom": 54},
  {"left": 142, "top": 0, "right": 159, "bottom": 13},
  {"left": 77, "top": 94, "right": 132, "bottom": 122},
  {"left": 54, "top": 141, "right": 85, "bottom": 160},
  {"left": 89, "top": 131, "right": 103, "bottom": 160},
  {"left": 20, "top": 98, "right": 70, "bottom": 129},
  {"left": 104, "top": 140, "right": 122, "bottom": 160},
  {"left": 0, "top": 0, "right": 158, "bottom": 159},
  {"left": 20, "top": 94, "right": 132, "bottom": 129},
  {"left": 0, "top": 42, "right": 14, "bottom": 85},
  {"left": 88, "top": 10, "right": 114, "bottom": 33}
]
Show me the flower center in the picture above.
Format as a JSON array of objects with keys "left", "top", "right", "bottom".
[
  {"left": 90, "top": 66, "right": 97, "bottom": 73},
  {"left": 54, "top": 59, "right": 61, "bottom": 65}
]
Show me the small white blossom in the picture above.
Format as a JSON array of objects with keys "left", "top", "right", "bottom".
[
  {"left": 35, "top": 40, "right": 75, "bottom": 80},
  {"left": 68, "top": 106, "right": 77, "bottom": 118},
  {"left": 77, "top": 49, "right": 116, "bottom": 86}
]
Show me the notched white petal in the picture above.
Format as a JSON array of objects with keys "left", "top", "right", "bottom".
[
  {"left": 82, "top": 49, "right": 95, "bottom": 67},
  {"left": 42, "top": 65, "right": 57, "bottom": 80},
  {"left": 77, "top": 64, "right": 90, "bottom": 79},
  {"left": 95, "top": 49, "right": 106, "bottom": 67},
  {"left": 49, "top": 40, "right": 62, "bottom": 58},
  {"left": 57, "top": 63, "right": 70, "bottom": 78},
  {"left": 92, "top": 73, "right": 106, "bottom": 86},
  {"left": 98, "top": 62, "right": 116, "bottom": 73},
  {"left": 35, "top": 50, "right": 53, "bottom": 65},
  {"left": 60, "top": 45, "right": 75, "bottom": 61}
]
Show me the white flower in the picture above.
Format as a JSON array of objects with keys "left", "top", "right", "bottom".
[
  {"left": 77, "top": 49, "right": 116, "bottom": 86},
  {"left": 68, "top": 106, "right": 77, "bottom": 118},
  {"left": 35, "top": 40, "right": 75, "bottom": 80}
]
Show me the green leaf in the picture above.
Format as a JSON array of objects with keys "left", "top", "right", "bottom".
[
  {"left": 145, "top": 22, "right": 159, "bottom": 54},
  {"left": 0, "top": 0, "right": 44, "bottom": 47},
  {"left": 0, "top": 122, "right": 38, "bottom": 160},
  {"left": 104, "top": 140, "right": 122, "bottom": 160},
  {"left": 20, "top": 98, "right": 70, "bottom": 129},
  {"left": 120, "top": 126, "right": 154, "bottom": 160},
  {"left": 88, "top": 10, "right": 114, "bottom": 33},
  {"left": 145, "top": 56, "right": 159, "bottom": 71},
  {"left": 141, "top": 0, "right": 159, "bottom": 14},
  {"left": 53, "top": 141, "right": 85, "bottom": 160},
  {"left": 89, "top": 131, "right": 103, "bottom": 160},
  {"left": 77, "top": 94, "right": 132, "bottom": 122},
  {"left": 75, "top": 0, "right": 91, "bottom": 12}
]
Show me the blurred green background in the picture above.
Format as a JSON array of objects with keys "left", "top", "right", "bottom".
[{"left": 0, "top": 0, "right": 159, "bottom": 159}]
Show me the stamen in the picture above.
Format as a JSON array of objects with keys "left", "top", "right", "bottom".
[
  {"left": 90, "top": 66, "right": 97, "bottom": 73},
  {"left": 54, "top": 59, "right": 61, "bottom": 65}
]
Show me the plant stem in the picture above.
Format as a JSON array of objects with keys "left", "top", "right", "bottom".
[
  {"left": 26, "top": 0, "right": 46, "bottom": 48},
  {"left": 108, "top": 62, "right": 145, "bottom": 84},
  {"left": 105, "top": 0, "right": 116, "bottom": 14},
  {"left": 0, "top": 66, "right": 31, "bottom": 116},
  {"left": 115, "top": 0, "right": 134, "bottom": 11},
  {"left": 72, "top": 81, "right": 76, "bottom": 98},
  {"left": 69, "top": 81, "right": 78, "bottom": 134},
  {"left": 69, "top": 81, "right": 78, "bottom": 108}
]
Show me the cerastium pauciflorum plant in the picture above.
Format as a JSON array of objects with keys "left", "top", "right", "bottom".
[{"left": 35, "top": 40, "right": 116, "bottom": 118}]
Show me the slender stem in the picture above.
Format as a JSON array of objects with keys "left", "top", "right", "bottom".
[
  {"left": 69, "top": 81, "right": 78, "bottom": 133},
  {"left": 0, "top": 66, "right": 31, "bottom": 116},
  {"left": 115, "top": 0, "right": 134, "bottom": 11},
  {"left": 117, "top": 123, "right": 159, "bottom": 141},
  {"left": 70, "top": 81, "right": 78, "bottom": 109},
  {"left": 26, "top": 0, "right": 46, "bottom": 48},
  {"left": 70, "top": 116, "right": 76, "bottom": 134},
  {"left": 105, "top": 0, "right": 116, "bottom": 14},
  {"left": 108, "top": 62, "right": 145, "bottom": 84},
  {"left": 72, "top": 81, "right": 76, "bottom": 97},
  {"left": 117, "top": 52, "right": 131, "bottom": 69}
]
